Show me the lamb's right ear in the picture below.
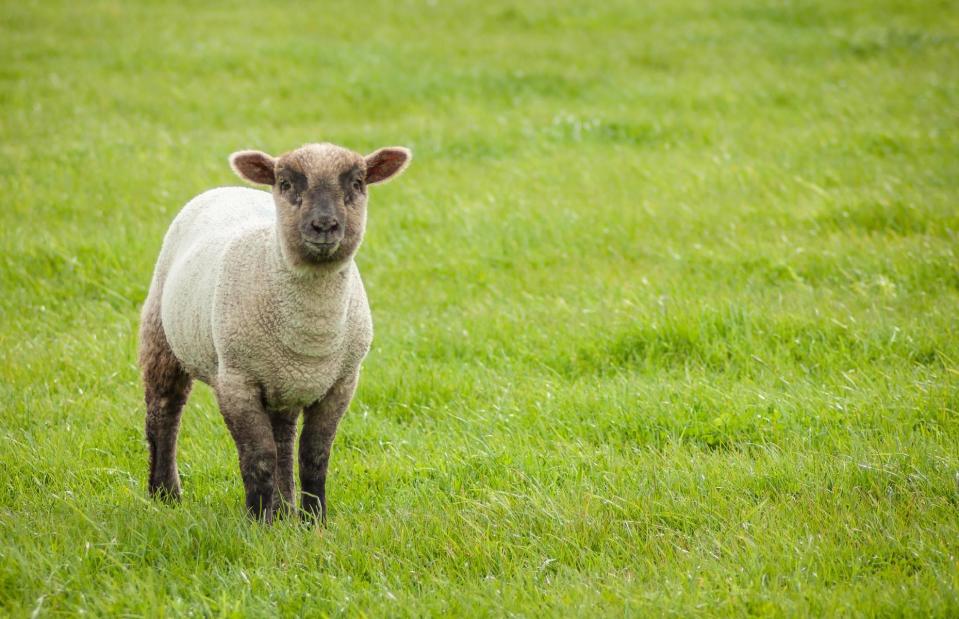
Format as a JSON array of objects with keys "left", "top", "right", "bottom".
[
  {"left": 229, "top": 150, "right": 277, "bottom": 186},
  {"left": 365, "top": 147, "right": 412, "bottom": 184}
]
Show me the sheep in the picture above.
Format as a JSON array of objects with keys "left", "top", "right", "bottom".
[{"left": 138, "top": 142, "right": 411, "bottom": 522}]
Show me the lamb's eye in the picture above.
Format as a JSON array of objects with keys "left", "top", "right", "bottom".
[
  {"left": 278, "top": 179, "right": 292, "bottom": 192},
  {"left": 352, "top": 178, "right": 363, "bottom": 192}
]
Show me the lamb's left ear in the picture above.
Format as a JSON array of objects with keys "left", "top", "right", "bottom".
[
  {"left": 365, "top": 147, "right": 412, "bottom": 184},
  {"left": 229, "top": 150, "right": 277, "bottom": 186}
]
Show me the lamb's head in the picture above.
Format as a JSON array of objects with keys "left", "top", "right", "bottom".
[{"left": 229, "top": 142, "right": 411, "bottom": 266}]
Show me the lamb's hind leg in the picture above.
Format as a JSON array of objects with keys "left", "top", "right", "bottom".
[{"left": 139, "top": 301, "right": 193, "bottom": 501}]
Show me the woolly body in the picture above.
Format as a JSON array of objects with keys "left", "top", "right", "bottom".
[
  {"left": 147, "top": 186, "right": 372, "bottom": 409},
  {"left": 138, "top": 142, "right": 411, "bottom": 522}
]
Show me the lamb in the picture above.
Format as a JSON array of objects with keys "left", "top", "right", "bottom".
[{"left": 137, "top": 142, "right": 411, "bottom": 522}]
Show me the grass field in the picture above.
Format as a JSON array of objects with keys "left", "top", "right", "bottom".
[{"left": 2, "top": 0, "right": 958, "bottom": 615}]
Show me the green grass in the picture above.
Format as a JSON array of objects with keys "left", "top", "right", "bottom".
[{"left": 2, "top": 0, "right": 958, "bottom": 615}]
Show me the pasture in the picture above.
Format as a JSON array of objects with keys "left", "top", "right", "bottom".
[{"left": 1, "top": 0, "right": 958, "bottom": 615}]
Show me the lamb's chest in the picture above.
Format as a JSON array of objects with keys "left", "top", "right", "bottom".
[{"left": 262, "top": 352, "right": 342, "bottom": 410}]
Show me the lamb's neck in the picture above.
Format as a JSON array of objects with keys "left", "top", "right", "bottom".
[
  {"left": 279, "top": 260, "right": 355, "bottom": 311},
  {"left": 266, "top": 234, "right": 357, "bottom": 356}
]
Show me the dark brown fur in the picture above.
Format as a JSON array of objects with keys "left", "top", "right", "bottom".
[
  {"left": 300, "top": 373, "right": 358, "bottom": 523},
  {"left": 138, "top": 301, "right": 193, "bottom": 501},
  {"left": 213, "top": 372, "right": 279, "bottom": 521},
  {"left": 270, "top": 410, "right": 299, "bottom": 517}
]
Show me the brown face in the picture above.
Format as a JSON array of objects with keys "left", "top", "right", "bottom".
[
  {"left": 273, "top": 145, "right": 367, "bottom": 265},
  {"left": 229, "top": 142, "right": 412, "bottom": 268}
]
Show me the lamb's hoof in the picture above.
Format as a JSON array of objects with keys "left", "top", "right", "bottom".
[
  {"left": 246, "top": 492, "right": 276, "bottom": 524},
  {"left": 300, "top": 501, "right": 327, "bottom": 527},
  {"left": 149, "top": 483, "right": 182, "bottom": 504},
  {"left": 276, "top": 501, "right": 300, "bottom": 521}
]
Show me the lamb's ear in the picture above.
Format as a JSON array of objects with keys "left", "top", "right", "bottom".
[
  {"left": 229, "top": 150, "right": 277, "bottom": 186},
  {"left": 364, "top": 147, "right": 412, "bottom": 185}
]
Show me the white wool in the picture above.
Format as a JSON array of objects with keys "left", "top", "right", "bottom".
[{"left": 145, "top": 187, "right": 372, "bottom": 409}]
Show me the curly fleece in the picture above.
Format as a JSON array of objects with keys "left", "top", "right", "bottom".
[{"left": 148, "top": 186, "right": 372, "bottom": 407}]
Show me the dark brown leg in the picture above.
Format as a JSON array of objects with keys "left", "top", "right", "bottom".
[
  {"left": 270, "top": 411, "right": 299, "bottom": 518},
  {"left": 215, "top": 373, "right": 276, "bottom": 522},
  {"left": 300, "top": 372, "right": 358, "bottom": 524},
  {"left": 139, "top": 302, "right": 193, "bottom": 501}
]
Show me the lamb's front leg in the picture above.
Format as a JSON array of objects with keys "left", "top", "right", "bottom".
[
  {"left": 300, "top": 372, "right": 358, "bottom": 524},
  {"left": 216, "top": 373, "right": 277, "bottom": 522},
  {"left": 270, "top": 411, "right": 299, "bottom": 518}
]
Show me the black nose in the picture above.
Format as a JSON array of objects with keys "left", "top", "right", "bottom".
[{"left": 310, "top": 217, "right": 339, "bottom": 234}]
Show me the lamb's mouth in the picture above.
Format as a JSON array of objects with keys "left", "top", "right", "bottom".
[{"left": 303, "top": 239, "right": 340, "bottom": 256}]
